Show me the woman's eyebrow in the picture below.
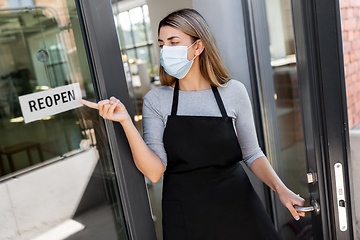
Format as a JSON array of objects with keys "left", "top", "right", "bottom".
[
  {"left": 167, "top": 36, "right": 180, "bottom": 40},
  {"left": 158, "top": 36, "right": 181, "bottom": 42}
]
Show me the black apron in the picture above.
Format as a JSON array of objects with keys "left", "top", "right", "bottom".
[{"left": 162, "top": 80, "right": 279, "bottom": 240}]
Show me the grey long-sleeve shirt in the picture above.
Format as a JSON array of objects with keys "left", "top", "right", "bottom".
[{"left": 142, "top": 79, "right": 265, "bottom": 170}]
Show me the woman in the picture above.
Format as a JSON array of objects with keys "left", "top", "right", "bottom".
[{"left": 80, "top": 8, "right": 305, "bottom": 240}]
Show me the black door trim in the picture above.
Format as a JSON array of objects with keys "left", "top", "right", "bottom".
[
  {"left": 75, "top": 1, "right": 157, "bottom": 239},
  {"left": 241, "top": 0, "right": 277, "bottom": 224}
]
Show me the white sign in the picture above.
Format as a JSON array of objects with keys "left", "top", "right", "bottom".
[{"left": 19, "top": 83, "right": 82, "bottom": 123}]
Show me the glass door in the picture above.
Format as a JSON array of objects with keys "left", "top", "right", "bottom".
[
  {"left": 0, "top": 1, "right": 128, "bottom": 239},
  {"left": 252, "top": 0, "right": 314, "bottom": 237},
  {"left": 249, "top": 0, "right": 353, "bottom": 239}
]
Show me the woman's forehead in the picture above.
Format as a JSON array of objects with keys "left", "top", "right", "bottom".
[{"left": 158, "top": 26, "right": 190, "bottom": 41}]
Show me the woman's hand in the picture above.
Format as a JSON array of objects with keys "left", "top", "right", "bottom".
[
  {"left": 277, "top": 187, "right": 306, "bottom": 221},
  {"left": 79, "top": 97, "right": 131, "bottom": 124},
  {"left": 249, "top": 157, "right": 306, "bottom": 221},
  {"left": 79, "top": 97, "right": 164, "bottom": 182}
]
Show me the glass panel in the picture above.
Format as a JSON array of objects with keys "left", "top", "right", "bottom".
[
  {"left": 136, "top": 46, "right": 149, "bottom": 61},
  {"left": 261, "top": 0, "right": 313, "bottom": 238},
  {"left": 0, "top": 1, "right": 127, "bottom": 240},
  {"left": 113, "top": 4, "right": 162, "bottom": 239},
  {"left": 126, "top": 48, "right": 137, "bottom": 62},
  {"left": 149, "top": 45, "right": 159, "bottom": 79},
  {"left": 136, "top": 46, "right": 152, "bottom": 73},
  {"left": 129, "top": 7, "right": 146, "bottom": 45},
  {"left": 119, "top": 11, "right": 133, "bottom": 48},
  {"left": 142, "top": 5, "right": 152, "bottom": 43},
  {"left": 115, "top": 15, "right": 125, "bottom": 49}
]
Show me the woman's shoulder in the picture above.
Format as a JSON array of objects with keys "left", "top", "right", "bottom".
[
  {"left": 144, "top": 86, "right": 173, "bottom": 100},
  {"left": 219, "top": 79, "right": 251, "bottom": 109},
  {"left": 221, "top": 79, "right": 247, "bottom": 94},
  {"left": 143, "top": 86, "right": 173, "bottom": 109}
]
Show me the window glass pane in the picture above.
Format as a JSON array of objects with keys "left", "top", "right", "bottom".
[
  {"left": 119, "top": 11, "right": 133, "bottom": 48},
  {"left": 126, "top": 48, "right": 137, "bottom": 62},
  {"left": 129, "top": 7, "right": 146, "bottom": 45},
  {"left": 142, "top": 5, "right": 152, "bottom": 42},
  {"left": 149, "top": 45, "right": 157, "bottom": 78},
  {"left": 0, "top": 2, "right": 127, "bottom": 240},
  {"left": 136, "top": 46, "right": 149, "bottom": 64},
  {"left": 115, "top": 15, "right": 125, "bottom": 49}
]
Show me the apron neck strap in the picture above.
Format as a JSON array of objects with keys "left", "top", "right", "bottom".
[
  {"left": 171, "top": 79, "right": 180, "bottom": 116},
  {"left": 211, "top": 85, "right": 228, "bottom": 119},
  {"left": 171, "top": 79, "right": 228, "bottom": 119}
]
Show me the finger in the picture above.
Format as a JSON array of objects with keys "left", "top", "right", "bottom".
[
  {"left": 102, "top": 103, "right": 111, "bottom": 118},
  {"left": 293, "top": 194, "right": 305, "bottom": 206},
  {"left": 98, "top": 99, "right": 110, "bottom": 107},
  {"left": 296, "top": 199, "right": 305, "bottom": 209},
  {"left": 78, "top": 99, "right": 98, "bottom": 109},
  {"left": 298, "top": 212, "right": 306, "bottom": 217},
  {"left": 108, "top": 100, "right": 119, "bottom": 114},
  {"left": 98, "top": 100, "right": 110, "bottom": 115},
  {"left": 104, "top": 100, "right": 119, "bottom": 119},
  {"left": 110, "top": 96, "right": 117, "bottom": 102},
  {"left": 294, "top": 198, "right": 305, "bottom": 207},
  {"left": 286, "top": 203, "right": 300, "bottom": 221}
]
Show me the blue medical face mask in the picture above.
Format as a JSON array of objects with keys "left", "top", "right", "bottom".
[{"left": 160, "top": 40, "right": 198, "bottom": 79}]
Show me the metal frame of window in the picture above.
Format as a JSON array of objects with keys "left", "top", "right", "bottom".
[{"left": 75, "top": 1, "right": 157, "bottom": 239}]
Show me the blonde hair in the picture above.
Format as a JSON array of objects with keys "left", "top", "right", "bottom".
[{"left": 158, "top": 8, "right": 231, "bottom": 87}]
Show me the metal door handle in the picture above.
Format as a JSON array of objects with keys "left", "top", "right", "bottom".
[{"left": 294, "top": 200, "right": 320, "bottom": 215}]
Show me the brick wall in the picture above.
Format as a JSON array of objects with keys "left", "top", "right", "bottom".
[{"left": 340, "top": 0, "right": 360, "bottom": 129}]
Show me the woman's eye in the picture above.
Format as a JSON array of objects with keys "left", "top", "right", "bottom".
[
  {"left": 171, "top": 42, "right": 178, "bottom": 45},
  {"left": 159, "top": 45, "right": 164, "bottom": 48}
]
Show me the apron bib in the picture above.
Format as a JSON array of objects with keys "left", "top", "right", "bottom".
[{"left": 162, "top": 80, "right": 279, "bottom": 240}]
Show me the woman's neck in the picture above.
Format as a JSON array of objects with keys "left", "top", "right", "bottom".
[{"left": 177, "top": 59, "right": 210, "bottom": 91}]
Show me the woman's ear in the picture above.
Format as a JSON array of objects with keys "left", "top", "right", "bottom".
[{"left": 195, "top": 39, "right": 205, "bottom": 56}]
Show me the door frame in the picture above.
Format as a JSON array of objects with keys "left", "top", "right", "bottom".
[
  {"left": 290, "top": 0, "right": 353, "bottom": 239},
  {"left": 75, "top": 1, "right": 157, "bottom": 240}
]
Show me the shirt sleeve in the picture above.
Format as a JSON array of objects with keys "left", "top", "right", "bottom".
[
  {"left": 233, "top": 82, "right": 265, "bottom": 168},
  {"left": 142, "top": 90, "right": 168, "bottom": 169}
]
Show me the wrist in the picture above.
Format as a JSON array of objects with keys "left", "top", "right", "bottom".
[
  {"left": 120, "top": 116, "right": 133, "bottom": 127},
  {"left": 274, "top": 183, "right": 288, "bottom": 195}
]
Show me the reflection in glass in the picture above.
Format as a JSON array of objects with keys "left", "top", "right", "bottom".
[
  {"left": 262, "top": 0, "right": 313, "bottom": 239},
  {"left": 0, "top": 2, "right": 127, "bottom": 240}
]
